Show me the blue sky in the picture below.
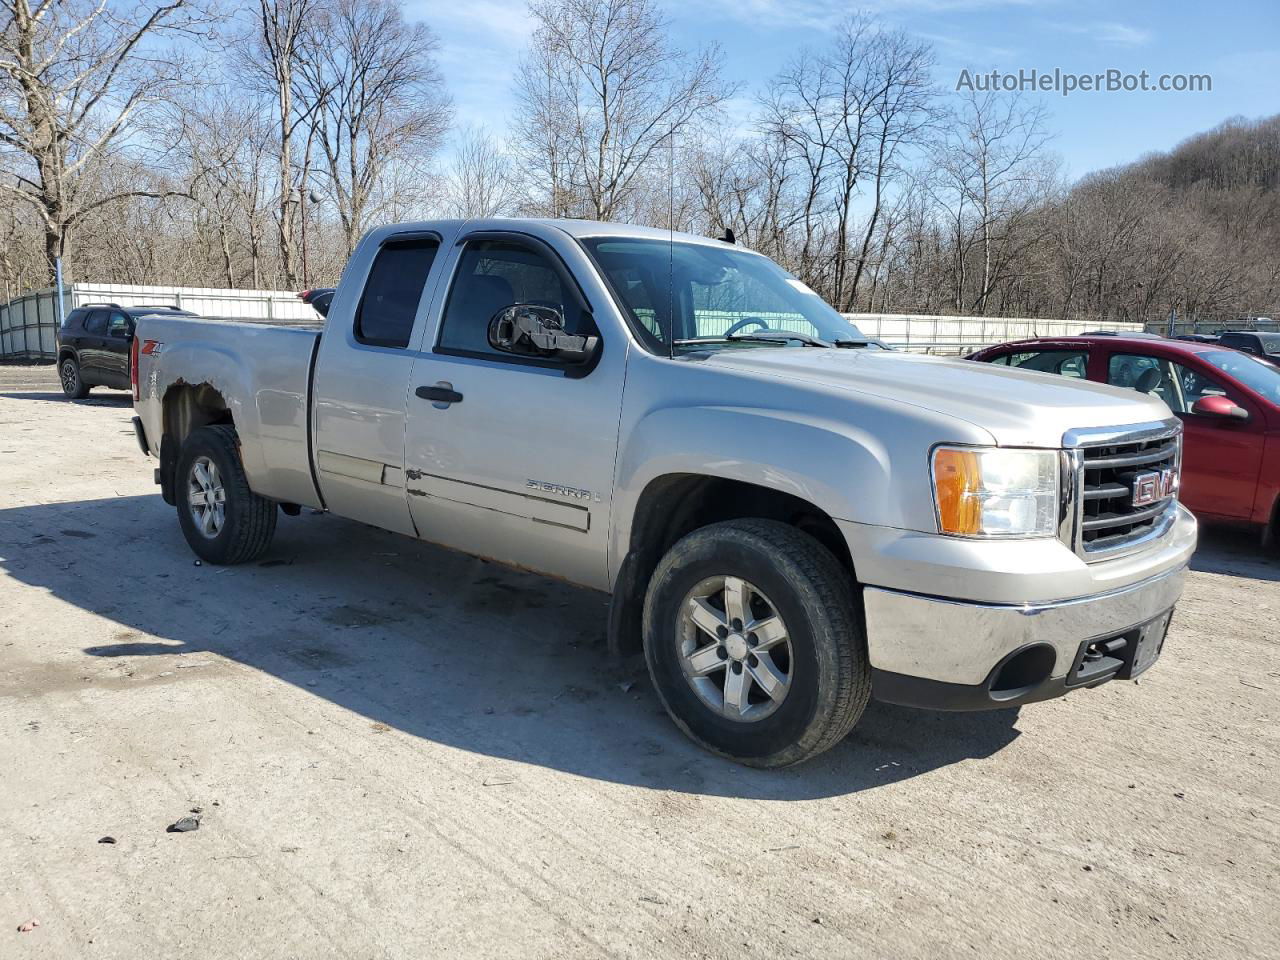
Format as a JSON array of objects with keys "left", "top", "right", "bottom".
[{"left": 414, "top": 0, "right": 1280, "bottom": 180}]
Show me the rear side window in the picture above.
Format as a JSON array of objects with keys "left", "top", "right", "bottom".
[
  {"left": 85, "top": 310, "right": 108, "bottom": 334},
  {"left": 992, "top": 349, "right": 1088, "bottom": 378},
  {"left": 106, "top": 311, "right": 131, "bottom": 337},
  {"left": 355, "top": 237, "right": 439, "bottom": 348}
]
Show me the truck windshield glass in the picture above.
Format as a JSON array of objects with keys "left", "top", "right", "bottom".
[
  {"left": 1200, "top": 349, "right": 1280, "bottom": 403},
  {"left": 580, "top": 237, "right": 866, "bottom": 353}
]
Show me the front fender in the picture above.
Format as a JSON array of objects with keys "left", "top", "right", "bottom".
[{"left": 610, "top": 404, "right": 900, "bottom": 578}]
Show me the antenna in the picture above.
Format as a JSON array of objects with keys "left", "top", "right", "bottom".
[{"left": 667, "top": 129, "right": 675, "bottom": 360}]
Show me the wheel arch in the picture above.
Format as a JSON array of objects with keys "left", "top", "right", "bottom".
[
  {"left": 157, "top": 383, "right": 235, "bottom": 505},
  {"left": 607, "top": 472, "right": 856, "bottom": 656}
]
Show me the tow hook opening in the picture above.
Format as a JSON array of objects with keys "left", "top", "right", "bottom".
[{"left": 987, "top": 644, "right": 1057, "bottom": 701}]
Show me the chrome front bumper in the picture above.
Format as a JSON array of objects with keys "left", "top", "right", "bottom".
[{"left": 863, "top": 555, "right": 1190, "bottom": 710}]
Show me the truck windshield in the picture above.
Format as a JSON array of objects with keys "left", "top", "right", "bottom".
[{"left": 579, "top": 236, "right": 867, "bottom": 354}]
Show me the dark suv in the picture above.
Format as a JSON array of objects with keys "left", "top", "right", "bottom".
[{"left": 57, "top": 303, "right": 195, "bottom": 398}]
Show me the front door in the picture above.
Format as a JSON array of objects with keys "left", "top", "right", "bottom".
[
  {"left": 101, "top": 310, "right": 133, "bottom": 388},
  {"left": 1103, "top": 350, "right": 1265, "bottom": 519},
  {"left": 403, "top": 232, "right": 627, "bottom": 590}
]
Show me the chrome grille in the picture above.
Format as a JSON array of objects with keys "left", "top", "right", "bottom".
[{"left": 1064, "top": 422, "right": 1182, "bottom": 560}]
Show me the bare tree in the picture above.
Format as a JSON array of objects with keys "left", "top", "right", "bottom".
[
  {"left": 245, "top": 0, "right": 318, "bottom": 287},
  {"left": 514, "top": 0, "right": 731, "bottom": 221},
  {"left": 0, "top": 0, "right": 195, "bottom": 283},
  {"left": 442, "top": 127, "right": 517, "bottom": 218},
  {"left": 759, "top": 16, "right": 934, "bottom": 309},
  {"left": 935, "top": 90, "right": 1052, "bottom": 314},
  {"left": 297, "top": 0, "right": 450, "bottom": 258}
]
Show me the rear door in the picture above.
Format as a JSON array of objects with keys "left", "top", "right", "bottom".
[
  {"left": 311, "top": 231, "right": 446, "bottom": 535},
  {"left": 402, "top": 229, "right": 626, "bottom": 589},
  {"left": 1101, "top": 347, "right": 1265, "bottom": 519},
  {"left": 79, "top": 310, "right": 110, "bottom": 382}
]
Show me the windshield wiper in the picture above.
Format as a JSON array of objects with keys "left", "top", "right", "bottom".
[{"left": 674, "top": 332, "right": 832, "bottom": 348}]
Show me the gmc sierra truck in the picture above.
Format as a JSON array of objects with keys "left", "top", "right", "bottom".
[{"left": 130, "top": 218, "right": 1197, "bottom": 767}]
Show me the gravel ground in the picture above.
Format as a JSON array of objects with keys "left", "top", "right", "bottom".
[{"left": 1, "top": 363, "right": 1277, "bottom": 959}]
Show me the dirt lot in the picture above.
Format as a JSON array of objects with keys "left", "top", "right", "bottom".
[{"left": 1, "top": 362, "right": 1277, "bottom": 959}]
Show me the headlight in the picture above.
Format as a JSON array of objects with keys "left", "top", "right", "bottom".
[{"left": 931, "top": 446, "right": 1059, "bottom": 538}]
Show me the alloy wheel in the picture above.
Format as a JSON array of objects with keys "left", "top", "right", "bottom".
[
  {"left": 187, "top": 455, "right": 227, "bottom": 539},
  {"left": 676, "top": 575, "right": 793, "bottom": 722}
]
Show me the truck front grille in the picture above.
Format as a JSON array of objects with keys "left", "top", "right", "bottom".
[{"left": 1071, "top": 424, "right": 1182, "bottom": 559}]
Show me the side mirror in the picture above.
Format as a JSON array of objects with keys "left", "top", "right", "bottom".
[
  {"left": 1191, "top": 395, "right": 1249, "bottom": 421},
  {"left": 488, "top": 304, "right": 599, "bottom": 363}
]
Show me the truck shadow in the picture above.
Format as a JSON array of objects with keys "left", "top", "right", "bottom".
[
  {"left": 0, "top": 391, "right": 134, "bottom": 406},
  {"left": 1, "top": 493, "right": 1022, "bottom": 800}
]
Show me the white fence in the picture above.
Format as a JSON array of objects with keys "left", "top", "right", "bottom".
[
  {"left": 0, "top": 282, "right": 319, "bottom": 360},
  {"left": 845, "top": 313, "right": 1146, "bottom": 355}
]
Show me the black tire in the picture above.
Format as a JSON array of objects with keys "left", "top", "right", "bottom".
[
  {"left": 642, "top": 519, "right": 870, "bottom": 768},
  {"left": 175, "top": 425, "right": 277, "bottom": 564},
  {"left": 59, "top": 357, "right": 90, "bottom": 399}
]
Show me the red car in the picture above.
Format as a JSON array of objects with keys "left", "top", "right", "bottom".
[{"left": 969, "top": 335, "right": 1280, "bottom": 546}]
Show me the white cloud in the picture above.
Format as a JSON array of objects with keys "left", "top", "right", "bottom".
[{"left": 1051, "top": 20, "right": 1152, "bottom": 48}]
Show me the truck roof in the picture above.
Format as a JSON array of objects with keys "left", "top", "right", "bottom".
[{"left": 367, "top": 217, "right": 759, "bottom": 253}]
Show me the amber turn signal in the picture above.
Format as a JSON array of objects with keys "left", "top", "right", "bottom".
[{"left": 932, "top": 448, "right": 983, "bottom": 535}]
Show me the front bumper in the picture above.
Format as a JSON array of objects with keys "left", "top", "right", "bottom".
[{"left": 860, "top": 511, "right": 1195, "bottom": 710}]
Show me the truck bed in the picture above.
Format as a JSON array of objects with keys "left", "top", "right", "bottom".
[{"left": 133, "top": 315, "right": 323, "bottom": 509}]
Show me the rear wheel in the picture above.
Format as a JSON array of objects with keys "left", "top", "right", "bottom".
[
  {"left": 59, "top": 357, "right": 90, "bottom": 399},
  {"left": 642, "top": 519, "right": 870, "bottom": 767},
  {"left": 176, "top": 425, "right": 277, "bottom": 564}
]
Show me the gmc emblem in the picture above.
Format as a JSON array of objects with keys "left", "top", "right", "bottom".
[{"left": 1132, "top": 468, "right": 1178, "bottom": 507}]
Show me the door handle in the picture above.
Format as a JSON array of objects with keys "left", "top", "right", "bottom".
[{"left": 416, "top": 383, "right": 463, "bottom": 405}]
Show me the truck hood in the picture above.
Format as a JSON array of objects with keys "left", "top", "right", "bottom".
[{"left": 701, "top": 346, "right": 1173, "bottom": 447}]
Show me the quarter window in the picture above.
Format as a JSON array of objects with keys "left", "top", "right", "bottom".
[
  {"left": 355, "top": 237, "right": 439, "bottom": 348},
  {"left": 992, "top": 349, "right": 1088, "bottom": 378},
  {"left": 438, "top": 238, "right": 588, "bottom": 359}
]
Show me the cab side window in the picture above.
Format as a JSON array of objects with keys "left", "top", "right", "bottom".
[
  {"left": 438, "top": 238, "right": 589, "bottom": 360},
  {"left": 355, "top": 237, "right": 439, "bottom": 348},
  {"left": 84, "top": 310, "right": 109, "bottom": 334}
]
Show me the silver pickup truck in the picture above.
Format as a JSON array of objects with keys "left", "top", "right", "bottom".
[{"left": 131, "top": 218, "right": 1197, "bottom": 766}]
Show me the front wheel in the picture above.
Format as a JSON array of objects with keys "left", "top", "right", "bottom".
[
  {"left": 175, "top": 425, "right": 277, "bottom": 564},
  {"left": 642, "top": 519, "right": 870, "bottom": 767},
  {"left": 59, "top": 358, "right": 90, "bottom": 399}
]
